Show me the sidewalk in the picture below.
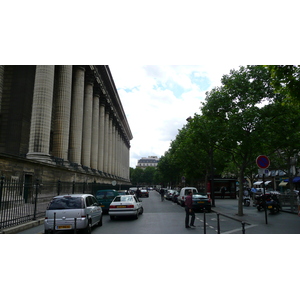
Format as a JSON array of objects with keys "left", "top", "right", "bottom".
[{"left": 212, "top": 198, "right": 300, "bottom": 234}]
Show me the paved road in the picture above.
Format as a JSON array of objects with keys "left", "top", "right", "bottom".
[{"left": 17, "top": 191, "right": 250, "bottom": 234}]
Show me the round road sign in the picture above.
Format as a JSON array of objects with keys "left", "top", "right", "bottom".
[{"left": 256, "top": 155, "right": 270, "bottom": 169}]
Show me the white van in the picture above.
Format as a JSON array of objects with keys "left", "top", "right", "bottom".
[{"left": 177, "top": 187, "right": 198, "bottom": 207}]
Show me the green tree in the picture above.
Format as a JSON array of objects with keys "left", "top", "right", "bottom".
[
  {"left": 267, "top": 65, "right": 300, "bottom": 107},
  {"left": 202, "top": 65, "right": 282, "bottom": 215}
]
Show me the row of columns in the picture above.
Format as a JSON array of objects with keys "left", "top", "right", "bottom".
[{"left": 24, "top": 65, "right": 130, "bottom": 180}]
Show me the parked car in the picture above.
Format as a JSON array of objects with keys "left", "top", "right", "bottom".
[
  {"left": 129, "top": 187, "right": 137, "bottom": 195},
  {"left": 44, "top": 194, "right": 103, "bottom": 234},
  {"left": 165, "top": 189, "right": 177, "bottom": 200},
  {"left": 177, "top": 187, "right": 198, "bottom": 206},
  {"left": 140, "top": 189, "right": 149, "bottom": 197},
  {"left": 172, "top": 191, "right": 179, "bottom": 203},
  {"left": 192, "top": 193, "right": 212, "bottom": 212},
  {"left": 95, "top": 189, "right": 119, "bottom": 213},
  {"left": 109, "top": 194, "right": 143, "bottom": 220},
  {"left": 117, "top": 190, "right": 129, "bottom": 195}
]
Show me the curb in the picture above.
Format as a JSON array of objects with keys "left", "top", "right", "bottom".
[{"left": 1, "top": 218, "right": 44, "bottom": 234}]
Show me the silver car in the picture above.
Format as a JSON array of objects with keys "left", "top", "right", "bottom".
[{"left": 44, "top": 194, "right": 103, "bottom": 234}]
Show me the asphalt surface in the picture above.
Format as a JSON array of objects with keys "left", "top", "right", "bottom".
[
  {"left": 2, "top": 195, "right": 300, "bottom": 234},
  {"left": 212, "top": 198, "right": 300, "bottom": 234}
]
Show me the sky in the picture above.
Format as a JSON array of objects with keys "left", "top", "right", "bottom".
[{"left": 110, "top": 65, "right": 240, "bottom": 168}]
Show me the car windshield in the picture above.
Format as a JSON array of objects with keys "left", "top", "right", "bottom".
[
  {"left": 48, "top": 197, "right": 83, "bottom": 210},
  {"left": 113, "top": 196, "right": 133, "bottom": 202}
]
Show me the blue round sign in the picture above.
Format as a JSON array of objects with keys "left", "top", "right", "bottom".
[{"left": 256, "top": 155, "right": 270, "bottom": 169}]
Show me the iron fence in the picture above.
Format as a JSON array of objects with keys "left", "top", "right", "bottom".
[{"left": 0, "top": 176, "right": 131, "bottom": 230}]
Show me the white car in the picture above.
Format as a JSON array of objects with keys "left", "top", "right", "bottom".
[
  {"left": 177, "top": 187, "right": 199, "bottom": 207},
  {"left": 109, "top": 195, "right": 143, "bottom": 220},
  {"left": 44, "top": 194, "right": 103, "bottom": 234}
]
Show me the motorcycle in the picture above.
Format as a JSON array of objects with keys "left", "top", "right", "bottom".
[
  {"left": 266, "top": 194, "right": 281, "bottom": 214},
  {"left": 256, "top": 193, "right": 281, "bottom": 214}
]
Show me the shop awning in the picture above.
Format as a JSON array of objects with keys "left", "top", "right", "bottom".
[
  {"left": 284, "top": 176, "right": 300, "bottom": 183},
  {"left": 254, "top": 181, "right": 263, "bottom": 185},
  {"left": 279, "top": 181, "right": 288, "bottom": 186},
  {"left": 293, "top": 176, "right": 300, "bottom": 183},
  {"left": 264, "top": 181, "right": 271, "bottom": 185}
]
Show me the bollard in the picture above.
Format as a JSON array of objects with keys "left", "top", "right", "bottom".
[
  {"left": 74, "top": 218, "right": 77, "bottom": 234},
  {"left": 203, "top": 209, "right": 206, "bottom": 234},
  {"left": 217, "top": 213, "right": 220, "bottom": 234},
  {"left": 53, "top": 212, "right": 56, "bottom": 233},
  {"left": 242, "top": 221, "right": 245, "bottom": 234}
]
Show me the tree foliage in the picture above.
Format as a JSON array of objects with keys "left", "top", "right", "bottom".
[{"left": 156, "top": 65, "right": 300, "bottom": 216}]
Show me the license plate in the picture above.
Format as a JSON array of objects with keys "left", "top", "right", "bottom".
[
  {"left": 57, "top": 225, "right": 72, "bottom": 229},
  {"left": 117, "top": 205, "right": 126, "bottom": 208},
  {"left": 198, "top": 201, "right": 204, "bottom": 203},
  {"left": 100, "top": 205, "right": 105, "bottom": 207},
  {"left": 268, "top": 206, "right": 272, "bottom": 209}
]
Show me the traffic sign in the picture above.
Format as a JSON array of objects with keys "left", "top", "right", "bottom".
[{"left": 256, "top": 155, "right": 270, "bottom": 169}]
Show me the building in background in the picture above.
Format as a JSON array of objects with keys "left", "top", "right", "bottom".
[
  {"left": 0, "top": 65, "right": 133, "bottom": 185},
  {"left": 137, "top": 156, "right": 160, "bottom": 169}
]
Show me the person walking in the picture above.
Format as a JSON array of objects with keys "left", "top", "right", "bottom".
[
  {"left": 185, "top": 191, "right": 195, "bottom": 228},
  {"left": 221, "top": 186, "right": 226, "bottom": 199},
  {"left": 159, "top": 188, "right": 164, "bottom": 201}
]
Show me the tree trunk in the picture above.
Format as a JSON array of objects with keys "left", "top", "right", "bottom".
[{"left": 238, "top": 170, "right": 245, "bottom": 216}]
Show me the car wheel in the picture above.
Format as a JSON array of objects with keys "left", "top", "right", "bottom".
[
  {"left": 134, "top": 211, "right": 139, "bottom": 219},
  {"left": 139, "top": 207, "right": 144, "bottom": 215},
  {"left": 84, "top": 220, "right": 92, "bottom": 234}
]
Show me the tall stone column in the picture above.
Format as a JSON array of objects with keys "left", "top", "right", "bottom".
[
  {"left": 81, "top": 73, "right": 94, "bottom": 168},
  {"left": 103, "top": 106, "right": 110, "bottom": 173},
  {"left": 0, "top": 65, "right": 4, "bottom": 113},
  {"left": 52, "top": 65, "right": 73, "bottom": 161},
  {"left": 91, "top": 89, "right": 100, "bottom": 170},
  {"left": 107, "top": 113, "right": 113, "bottom": 175},
  {"left": 27, "top": 65, "right": 55, "bottom": 162},
  {"left": 69, "top": 66, "right": 85, "bottom": 165},
  {"left": 111, "top": 120, "right": 116, "bottom": 176},
  {"left": 98, "top": 99, "right": 105, "bottom": 171},
  {"left": 117, "top": 131, "right": 121, "bottom": 177}
]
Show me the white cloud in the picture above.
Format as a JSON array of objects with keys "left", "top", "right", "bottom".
[{"left": 110, "top": 65, "right": 240, "bottom": 168}]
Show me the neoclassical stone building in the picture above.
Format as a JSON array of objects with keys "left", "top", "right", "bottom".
[{"left": 0, "top": 65, "right": 132, "bottom": 185}]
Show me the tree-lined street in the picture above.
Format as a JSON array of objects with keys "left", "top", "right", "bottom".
[{"left": 17, "top": 190, "right": 300, "bottom": 234}]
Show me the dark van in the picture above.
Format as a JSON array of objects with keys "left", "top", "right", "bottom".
[{"left": 95, "top": 190, "right": 119, "bottom": 213}]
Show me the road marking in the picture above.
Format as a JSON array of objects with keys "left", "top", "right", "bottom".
[{"left": 222, "top": 224, "right": 258, "bottom": 234}]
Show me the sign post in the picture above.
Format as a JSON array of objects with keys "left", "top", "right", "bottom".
[{"left": 256, "top": 155, "right": 270, "bottom": 224}]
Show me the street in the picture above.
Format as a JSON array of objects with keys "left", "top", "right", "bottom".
[{"left": 17, "top": 191, "right": 264, "bottom": 234}]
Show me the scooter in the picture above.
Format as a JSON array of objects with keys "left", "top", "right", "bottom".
[
  {"left": 243, "top": 195, "right": 250, "bottom": 206},
  {"left": 243, "top": 190, "right": 251, "bottom": 206}
]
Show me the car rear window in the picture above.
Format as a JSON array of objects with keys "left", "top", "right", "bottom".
[
  {"left": 48, "top": 197, "right": 83, "bottom": 210},
  {"left": 96, "top": 191, "right": 115, "bottom": 199},
  {"left": 113, "top": 196, "right": 133, "bottom": 202}
]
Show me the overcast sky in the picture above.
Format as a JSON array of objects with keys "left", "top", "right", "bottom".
[{"left": 110, "top": 65, "right": 240, "bottom": 168}]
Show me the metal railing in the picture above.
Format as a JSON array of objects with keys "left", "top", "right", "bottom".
[
  {"left": 0, "top": 177, "right": 131, "bottom": 230},
  {"left": 203, "top": 210, "right": 248, "bottom": 234}
]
